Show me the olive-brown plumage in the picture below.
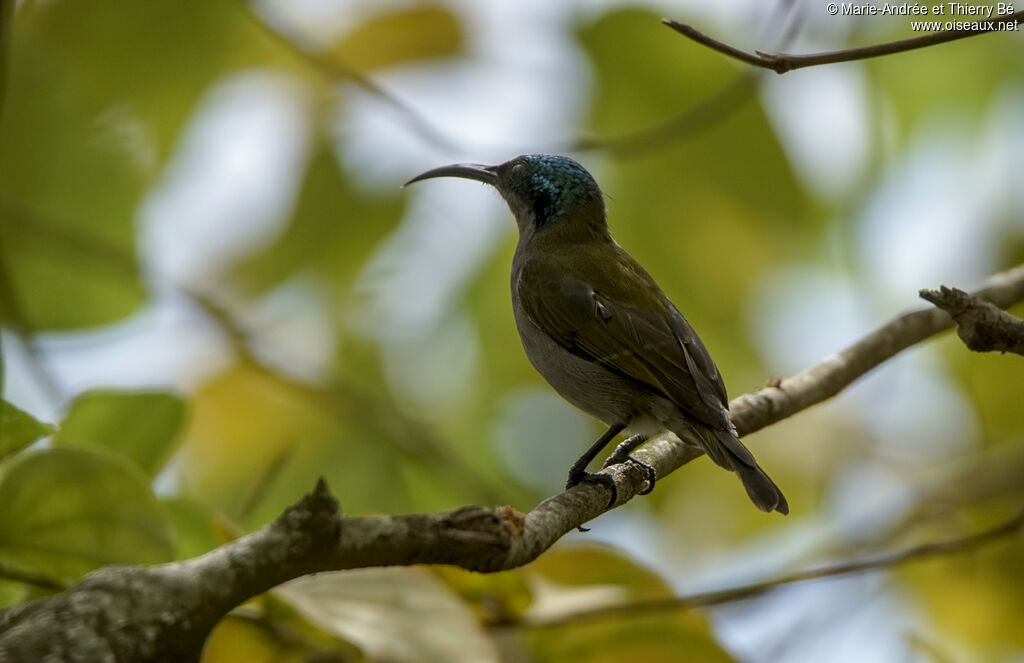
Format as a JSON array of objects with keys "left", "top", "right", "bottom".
[{"left": 406, "top": 154, "right": 787, "bottom": 514}]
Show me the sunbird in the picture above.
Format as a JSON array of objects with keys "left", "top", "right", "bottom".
[{"left": 406, "top": 154, "right": 787, "bottom": 514}]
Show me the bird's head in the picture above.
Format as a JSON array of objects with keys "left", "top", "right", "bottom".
[{"left": 405, "top": 154, "right": 607, "bottom": 239}]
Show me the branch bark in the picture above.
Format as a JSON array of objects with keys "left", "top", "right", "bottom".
[
  {"left": 663, "top": 11, "right": 1024, "bottom": 74},
  {"left": 2, "top": 263, "right": 1023, "bottom": 662},
  {"left": 920, "top": 285, "right": 1024, "bottom": 356}
]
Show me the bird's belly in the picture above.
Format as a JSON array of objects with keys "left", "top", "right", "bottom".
[{"left": 513, "top": 306, "right": 649, "bottom": 427}]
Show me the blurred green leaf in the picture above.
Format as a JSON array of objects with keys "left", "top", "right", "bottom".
[
  {"left": 901, "top": 529, "right": 1024, "bottom": 658},
  {"left": 0, "top": 579, "right": 30, "bottom": 611},
  {"left": 230, "top": 144, "right": 405, "bottom": 296},
  {"left": 526, "top": 544, "right": 671, "bottom": 598},
  {"left": 0, "top": 0, "right": 304, "bottom": 331},
  {"left": 162, "top": 496, "right": 225, "bottom": 561},
  {"left": 0, "top": 400, "right": 55, "bottom": 459},
  {"left": 177, "top": 363, "right": 336, "bottom": 521},
  {"left": 868, "top": 33, "right": 1024, "bottom": 144},
  {"left": 14, "top": 0, "right": 293, "bottom": 165},
  {"left": 202, "top": 605, "right": 366, "bottom": 663},
  {"left": 332, "top": 5, "right": 463, "bottom": 72},
  {"left": 432, "top": 565, "right": 533, "bottom": 625},
  {"left": 0, "top": 9, "right": 146, "bottom": 330},
  {"left": 0, "top": 447, "right": 173, "bottom": 583},
  {"left": 55, "top": 390, "right": 185, "bottom": 476},
  {"left": 523, "top": 611, "right": 736, "bottom": 663},
  {"left": 278, "top": 567, "right": 497, "bottom": 663},
  {"left": 179, "top": 359, "right": 510, "bottom": 534},
  {"left": 201, "top": 616, "right": 291, "bottom": 663},
  {"left": 521, "top": 545, "right": 734, "bottom": 662}
]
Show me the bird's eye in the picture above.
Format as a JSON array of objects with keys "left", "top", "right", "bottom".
[{"left": 511, "top": 164, "right": 525, "bottom": 177}]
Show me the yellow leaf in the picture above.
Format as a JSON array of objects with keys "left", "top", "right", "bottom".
[{"left": 332, "top": 5, "right": 462, "bottom": 72}]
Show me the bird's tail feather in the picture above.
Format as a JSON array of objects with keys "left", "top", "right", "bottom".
[{"left": 685, "top": 425, "right": 789, "bottom": 515}]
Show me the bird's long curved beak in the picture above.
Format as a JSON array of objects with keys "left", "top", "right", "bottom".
[{"left": 404, "top": 163, "right": 497, "bottom": 187}]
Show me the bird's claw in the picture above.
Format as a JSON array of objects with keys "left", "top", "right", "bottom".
[
  {"left": 566, "top": 469, "right": 618, "bottom": 508},
  {"left": 630, "top": 457, "right": 657, "bottom": 495},
  {"left": 601, "top": 454, "right": 656, "bottom": 495}
]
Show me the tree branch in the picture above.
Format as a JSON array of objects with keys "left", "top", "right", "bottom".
[
  {"left": 663, "top": 11, "right": 1024, "bottom": 74},
  {"left": 522, "top": 507, "right": 1024, "bottom": 627},
  {"left": 920, "top": 285, "right": 1024, "bottom": 356},
  {"left": 2, "top": 263, "right": 1023, "bottom": 661},
  {"left": 567, "top": 74, "right": 758, "bottom": 156},
  {"left": 726, "top": 263, "right": 1024, "bottom": 436},
  {"left": 234, "top": 0, "right": 464, "bottom": 154},
  {"left": 0, "top": 561, "right": 63, "bottom": 593}
]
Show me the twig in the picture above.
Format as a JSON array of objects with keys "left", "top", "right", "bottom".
[
  {"left": 568, "top": 74, "right": 757, "bottom": 156},
  {"left": 0, "top": 561, "right": 64, "bottom": 592},
  {"left": 565, "top": 0, "right": 803, "bottom": 155},
  {"left": 235, "top": 0, "right": 788, "bottom": 159},
  {"left": 920, "top": 285, "right": 1024, "bottom": 356},
  {"left": 234, "top": 0, "right": 463, "bottom": 154},
  {"left": 663, "top": 10, "right": 1024, "bottom": 74},
  {"left": 186, "top": 289, "right": 519, "bottom": 506},
  {"left": 523, "top": 508, "right": 1024, "bottom": 627}
]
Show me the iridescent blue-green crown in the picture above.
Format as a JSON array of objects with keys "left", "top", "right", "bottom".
[{"left": 509, "top": 154, "right": 602, "bottom": 221}]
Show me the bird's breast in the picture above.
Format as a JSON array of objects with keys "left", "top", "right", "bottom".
[{"left": 511, "top": 267, "right": 646, "bottom": 427}]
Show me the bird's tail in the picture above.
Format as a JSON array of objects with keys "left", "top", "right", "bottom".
[{"left": 684, "top": 424, "right": 789, "bottom": 515}]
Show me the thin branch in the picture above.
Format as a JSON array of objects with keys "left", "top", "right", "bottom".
[
  {"left": 236, "top": 0, "right": 792, "bottom": 159},
  {"left": 235, "top": 0, "right": 463, "bottom": 154},
  {"left": 663, "top": 10, "right": 1024, "bottom": 74},
  {"left": 0, "top": 561, "right": 64, "bottom": 592},
  {"left": 186, "top": 289, "right": 520, "bottom": 507},
  {"left": 920, "top": 285, "right": 1024, "bottom": 356},
  {"left": 567, "top": 74, "right": 758, "bottom": 156},
  {"left": 523, "top": 508, "right": 1024, "bottom": 627},
  {"left": 565, "top": 0, "right": 803, "bottom": 155},
  {"left": 726, "top": 263, "right": 1024, "bottom": 437}
]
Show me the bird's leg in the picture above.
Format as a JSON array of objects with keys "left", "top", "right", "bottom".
[
  {"left": 601, "top": 434, "right": 656, "bottom": 495},
  {"left": 602, "top": 434, "right": 648, "bottom": 467},
  {"left": 566, "top": 422, "right": 625, "bottom": 507}
]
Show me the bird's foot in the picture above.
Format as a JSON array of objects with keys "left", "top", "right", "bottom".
[
  {"left": 601, "top": 454, "right": 656, "bottom": 495},
  {"left": 630, "top": 457, "right": 657, "bottom": 495},
  {"left": 566, "top": 468, "right": 618, "bottom": 509},
  {"left": 600, "top": 434, "right": 656, "bottom": 495}
]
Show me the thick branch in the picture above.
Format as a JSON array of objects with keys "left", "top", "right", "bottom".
[
  {"left": 2, "top": 264, "right": 1023, "bottom": 662},
  {"left": 0, "top": 482, "right": 343, "bottom": 662},
  {"left": 663, "top": 11, "right": 1024, "bottom": 74},
  {"left": 920, "top": 285, "right": 1024, "bottom": 356}
]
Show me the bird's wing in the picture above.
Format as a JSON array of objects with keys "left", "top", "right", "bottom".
[{"left": 517, "top": 257, "right": 731, "bottom": 430}]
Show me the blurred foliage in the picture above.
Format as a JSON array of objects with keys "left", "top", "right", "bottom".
[
  {"left": 54, "top": 389, "right": 185, "bottom": 475},
  {"left": 0, "top": 447, "right": 173, "bottom": 588},
  {"left": 0, "top": 399, "right": 54, "bottom": 459},
  {"left": 331, "top": 4, "right": 462, "bottom": 73},
  {"left": 230, "top": 145, "right": 406, "bottom": 297},
  {"left": 279, "top": 568, "right": 498, "bottom": 663},
  {"left": 203, "top": 596, "right": 366, "bottom": 663},
  {"left": 0, "top": 0, "right": 1022, "bottom": 661},
  {"left": 432, "top": 544, "right": 734, "bottom": 661},
  {"left": 162, "top": 495, "right": 230, "bottom": 561}
]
